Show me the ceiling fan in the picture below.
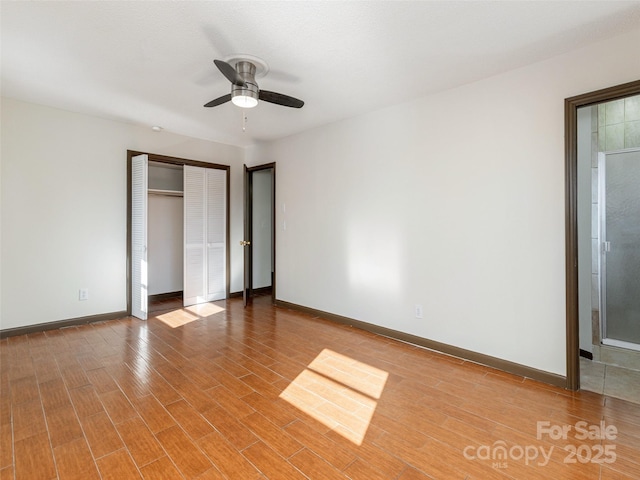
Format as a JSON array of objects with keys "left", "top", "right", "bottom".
[{"left": 204, "top": 55, "right": 304, "bottom": 109}]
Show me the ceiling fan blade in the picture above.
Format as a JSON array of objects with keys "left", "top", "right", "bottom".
[
  {"left": 203, "top": 94, "right": 231, "bottom": 107},
  {"left": 259, "top": 90, "right": 304, "bottom": 108},
  {"left": 214, "top": 59, "right": 246, "bottom": 87}
]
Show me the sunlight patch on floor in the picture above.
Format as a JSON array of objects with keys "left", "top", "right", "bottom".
[
  {"left": 279, "top": 348, "right": 388, "bottom": 445},
  {"left": 156, "top": 303, "right": 225, "bottom": 328},
  {"left": 185, "top": 303, "right": 225, "bottom": 317}
]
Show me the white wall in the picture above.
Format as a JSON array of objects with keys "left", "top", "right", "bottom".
[
  {"left": 0, "top": 98, "right": 245, "bottom": 329},
  {"left": 577, "top": 106, "right": 594, "bottom": 354},
  {"left": 147, "top": 163, "right": 184, "bottom": 296},
  {"left": 252, "top": 169, "right": 273, "bottom": 289},
  {"left": 148, "top": 194, "right": 183, "bottom": 296},
  {"left": 148, "top": 163, "right": 183, "bottom": 191},
  {"left": 249, "top": 29, "right": 640, "bottom": 376}
]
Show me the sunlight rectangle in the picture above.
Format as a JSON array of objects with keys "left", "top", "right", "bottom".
[
  {"left": 185, "top": 303, "right": 225, "bottom": 317},
  {"left": 307, "top": 349, "right": 388, "bottom": 399},
  {"left": 279, "top": 349, "right": 388, "bottom": 445},
  {"left": 155, "top": 303, "right": 225, "bottom": 328},
  {"left": 156, "top": 310, "right": 200, "bottom": 328}
]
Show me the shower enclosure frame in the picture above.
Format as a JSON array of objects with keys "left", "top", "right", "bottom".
[{"left": 598, "top": 147, "right": 640, "bottom": 352}]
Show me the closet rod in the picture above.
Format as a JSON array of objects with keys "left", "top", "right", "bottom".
[{"left": 148, "top": 189, "right": 183, "bottom": 197}]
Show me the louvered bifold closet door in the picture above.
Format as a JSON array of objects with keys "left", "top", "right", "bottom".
[
  {"left": 183, "top": 166, "right": 227, "bottom": 307},
  {"left": 184, "top": 166, "right": 206, "bottom": 306},
  {"left": 131, "top": 154, "right": 148, "bottom": 320},
  {"left": 206, "top": 168, "right": 226, "bottom": 301}
]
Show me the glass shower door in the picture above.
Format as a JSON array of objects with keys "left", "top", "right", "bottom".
[{"left": 600, "top": 148, "right": 640, "bottom": 348}]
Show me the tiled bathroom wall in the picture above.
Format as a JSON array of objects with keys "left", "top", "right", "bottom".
[{"left": 598, "top": 96, "right": 640, "bottom": 151}]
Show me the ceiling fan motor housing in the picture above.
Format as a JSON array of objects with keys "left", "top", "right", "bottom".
[{"left": 232, "top": 61, "right": 259, "bottom": 107}]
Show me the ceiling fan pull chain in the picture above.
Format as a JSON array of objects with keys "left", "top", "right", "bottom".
[{"left": 242, "top": 110, "right": 248, "bottom": 132}]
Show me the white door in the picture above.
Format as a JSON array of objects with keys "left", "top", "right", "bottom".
[
  {"left": 206, "top": 168, "right": 227, "bottom": 301},
  {"left": 131, "top": 154, "right": 148, "bottom": 320},
  {"left": 184, "top": 166, "right": 226, "bottom": 306}
]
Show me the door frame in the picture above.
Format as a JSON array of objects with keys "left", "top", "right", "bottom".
[
  {"left": 126, "top": 150, "right": 231, "bottom": 315},
  {"left": 564, "top": 79, "right": 640, "bottom": 390},
  {"left": 244, "top": 163, "right": 276, "bottom": 305}
]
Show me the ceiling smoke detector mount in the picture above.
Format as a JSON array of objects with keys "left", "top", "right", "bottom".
[{"left": 224, "top": 54, "right": 269, "bottom": 78}]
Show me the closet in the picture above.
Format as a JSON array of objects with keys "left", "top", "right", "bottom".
[
  {"left": 130, "top": 153, "right": 228, "bottom": 320},
  {"left": 148, "top": 162, "right": 183, "bottom": 298}
]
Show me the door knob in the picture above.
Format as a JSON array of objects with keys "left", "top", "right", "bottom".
[{"left": 240, "top": 240, "right": 251, "bottom": 246}]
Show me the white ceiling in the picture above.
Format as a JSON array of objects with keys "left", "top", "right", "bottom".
[{"left": 2, "top": 1, "right": 640, "bottom": 147}]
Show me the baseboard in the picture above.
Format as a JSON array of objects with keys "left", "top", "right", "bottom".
[
  {"left": 275, "top": 299, "right": 566, "bottom": 389},
  {"left": 228, "top": 286, "right": 272, "bottom": 299},
  {"left": 0, "top": 311, "right": 129, "bottom": 339},
  {"left": 252, "top": 286, "right": 273, "bottom": 296},
  {"left": 148, "top": 291, "right": 182, "bottom": 302},
  {"left": 579, "top": 349, "right": 594, "bottom": 360}
]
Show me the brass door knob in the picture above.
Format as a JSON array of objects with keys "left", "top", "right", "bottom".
[{"left": 240, "top": 240, "right": 251, "bottom": 246}]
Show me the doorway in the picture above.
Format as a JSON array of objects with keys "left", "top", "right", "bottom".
[
  {"left": 566, "top": 80, "right": 640, "bottom": 392},
  {"left": 243, "top": 163, "right": 276, "bottom": 305},
  {"left": 147, "top": 161, "right": 184, "bottom": 312}
]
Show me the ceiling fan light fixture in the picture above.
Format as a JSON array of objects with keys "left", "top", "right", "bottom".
[{"left": 231, "top": 93, "right": 258, "bottom": 108}]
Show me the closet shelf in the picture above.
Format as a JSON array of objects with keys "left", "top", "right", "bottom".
[{"left": 148, "top": 188, "right": 183, "bottom": 197}]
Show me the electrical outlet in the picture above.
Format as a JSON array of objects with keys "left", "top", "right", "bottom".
[
  {"left": 415, "top": 304, "right": 423, "bottom": 319},
  {"left": 79, "top": 288, "right": 89, "bottom": 301}
]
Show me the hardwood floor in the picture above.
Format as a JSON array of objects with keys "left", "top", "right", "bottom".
[{"left": 1, "top": 296, "right": 639, "bottom": 479}]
